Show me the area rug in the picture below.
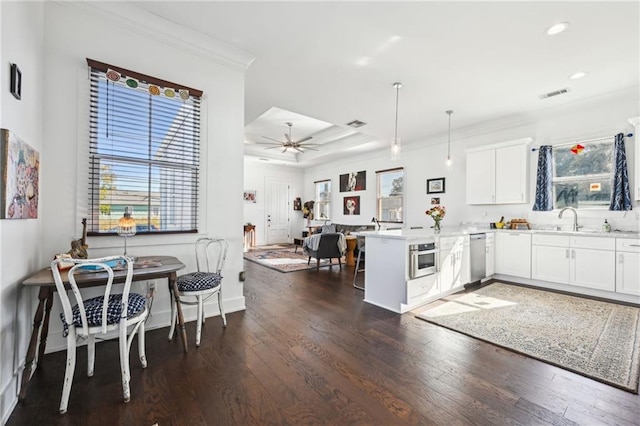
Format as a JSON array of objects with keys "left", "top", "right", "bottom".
[
  {"left": 243, "top": 246, "right": 336, "bottom": 273},
  {"left": 416, "top": 282, "right": 640, "bottom": 393}
]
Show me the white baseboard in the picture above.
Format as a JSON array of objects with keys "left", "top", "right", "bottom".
[{"left": 1, "top": 373, "right": 18, "bottom": 426}]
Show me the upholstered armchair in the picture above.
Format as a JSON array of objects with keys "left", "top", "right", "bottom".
[{"left": 303, "top": 233, "right": 346, "bottom": 271}]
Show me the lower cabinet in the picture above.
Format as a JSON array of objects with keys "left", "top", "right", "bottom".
[
  {"left": 495, "top": 232, "right": 531, "bottom": 278},
  {"left": 616, "top": 239, "right": 640, "bottom": 296},
  {"left": 438, "top": 235, "right": 469, "bottom": 294},
  {"left": 531, "top": 234, "right": 616, "bottom": 292},
  {"left": 486, "top": 233, "right": 495, "bottom": 277}
]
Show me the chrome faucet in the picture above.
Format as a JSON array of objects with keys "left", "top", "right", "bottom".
[{"left": 558, "top": 207, "right": 580, "bottom": 231}]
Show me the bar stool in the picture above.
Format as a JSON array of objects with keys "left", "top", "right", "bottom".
[{"left": 352, "top": 237, "right": 365, "bottom": 290}]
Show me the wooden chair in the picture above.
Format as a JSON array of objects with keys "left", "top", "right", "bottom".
[
  {"left": 50, "top": 255, "right": 148, "bottom": 414},
  {"left": 305, "top": 232, "right": 344, "bottom": 271},
  {"left": 168, "top": 237, "right": 227, "bottom": 347}
]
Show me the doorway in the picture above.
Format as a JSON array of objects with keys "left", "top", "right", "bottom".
[{"left": 265, "top": 177, "right": 290, "bottom": 245}]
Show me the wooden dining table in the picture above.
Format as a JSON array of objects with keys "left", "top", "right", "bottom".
[{"left": 19, "top": 255, "right": 186, "bottom": 402}]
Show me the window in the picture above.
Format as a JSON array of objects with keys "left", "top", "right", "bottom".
[
  {"left": 314, "top": 180, "right": 331, "bottom": 220},
  {"left": 86, "top": 59, "right": 202, "bottom": 234},
  {"left": 376, "top": 168, "right": 404, "bottom": 222},
  {"left": 552, "top": 140, "right": 614, "bottom": 209}
]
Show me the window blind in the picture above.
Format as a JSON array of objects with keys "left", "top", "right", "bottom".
[{"left": 87, "top": 59, "right": 202, "bottom": 235}]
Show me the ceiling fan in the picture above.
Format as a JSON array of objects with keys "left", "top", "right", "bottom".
[{"left": 257, "top": 122, "right": 319, "bottom": 153}]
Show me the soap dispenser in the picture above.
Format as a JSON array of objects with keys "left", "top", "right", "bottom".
[{"left": 603, "top": 219, "right": 611, "bottom": 232}]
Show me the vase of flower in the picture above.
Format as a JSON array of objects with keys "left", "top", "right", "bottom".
[{"left": 425, "top": 205, "right": 446, "bottom": 233}]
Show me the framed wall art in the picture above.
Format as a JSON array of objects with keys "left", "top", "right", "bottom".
[
  {"left": 339, "top": 170, "right": 366, "bottom": 192},
  {"left": 243, "top": 190, "right": 256, "bottom": 203},
  {"left": 0, "top": 129, "right": 40, "bottom": 219},
  {"left": 343, "top": 196, "right": 360, "bottom": 215},
  {"left": 427, "top": 177, "right": 445, "bottom": 194},
  {"left": 10, "top": 64, "right": 22, "bottom": 100}
]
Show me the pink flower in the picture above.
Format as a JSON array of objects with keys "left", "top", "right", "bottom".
[{"left": 425, "top": 205, "right": 446, "bottom": 220}]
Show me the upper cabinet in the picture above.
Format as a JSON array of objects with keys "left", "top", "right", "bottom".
[
  {"left": 466, "top": 138, "right": 532, "bottom": 205},
  {"left": 630, "top": 117, "right": 640, "bottom": 201}
]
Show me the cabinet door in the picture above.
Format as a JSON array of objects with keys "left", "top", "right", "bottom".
[
  {"left": 438, "top": 248, "right": 455, "bottom": 294},
  {"left": 495, "top": 144, "right": 528, "bottom": 204},
  {"left": 486, "top": 241, "right": 495, "bottom": 277},
  {"left": 616, "top": 252, "right": 640, "bottom": 296},
  {"left": 496, "top": 233, "right": 531, "bottom": 278},
  {"left": 532, "top": 245, "right": 570, "bottom": 284},
  {"left": 570, "top": 248, "right": 615, "bottom": 291},
  {"left": 466, "top": 149, "right": 496, "bottom": 204}
]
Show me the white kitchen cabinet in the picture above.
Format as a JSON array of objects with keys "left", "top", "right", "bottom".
[
  {"left": 438, "top": 235, "right": 469, "bottom": 294},
  {"left": 616, "top": 238, "right": 640, "bottom": 296},
  {"left": 531, "top": 234, "right": 616, "bottom": 291},
  {"left": 485, "top": 233, "right": 495, "bottom": 277},
  {"left": 630, "top": 117, "right": 640, "bottom": 201},
  {"left": 495, "top": 232, "right": 531, "bottom": 278},
  {"left": 532, "top": 234, "right": 570, "bottom": 284},
  {"left": 466, "top": 138, "right": 531, "bottom": 205},
  {"left": 466, "top": 149, "right": 495, "bottom": 204},
  {"left": 570, "top": 248, "right": 616, "bottom": 292}
]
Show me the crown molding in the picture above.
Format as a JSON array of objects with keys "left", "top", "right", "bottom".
[{"left": 52, "top": 1, "right": 255, "bottom": 72}]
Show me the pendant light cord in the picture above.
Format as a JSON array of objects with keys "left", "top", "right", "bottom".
[
  {"left": 393, "top": 83, "right": 402, "bottom": 144},
  {"left": 446, "top": 110, "right": 453, "bottom": 159}
]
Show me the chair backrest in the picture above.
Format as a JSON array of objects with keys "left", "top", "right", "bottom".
[
  {"left": 195, "top": 237, "right": 228, "bottom": 274},
  {"left": 51, "top": 255, "right": 134, "bottom": 336},
  {"left": 315, "top": 233, "right": 342, "bottom": 257}
]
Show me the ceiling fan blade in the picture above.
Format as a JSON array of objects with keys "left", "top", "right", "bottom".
[
  {"left": 263, "top": 136, "right": 285, "bottom": 143},
  {"left": 256, "top": 141, "right": 284, "bottom": 146},
  {"left": 294, "top": 147, "right": 304, "bottom": 153},
  {"left": 302, "top": 146, "right": 319, "bottom": 151},
  {"left": 284, "top": 133, "right": 292, "bottom": 143},
  {"left": 295, "top": 136, "right": 313, "bottom": 144},
  {"left": 282, "top": 147, "right": 288, "bottom": 153}
]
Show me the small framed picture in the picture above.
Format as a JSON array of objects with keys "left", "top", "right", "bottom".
[
  {"left": 427, "top": 177, "right": 445, "bottom": 194},
  {"left": 243, "top": 190, "right": 256, "bottom": 203},
  {"left": 10, "top": 64, "right": 21, "bottom": 100},
  {"left": 430, "top": 197, "right": 440, "bottom": 205}
]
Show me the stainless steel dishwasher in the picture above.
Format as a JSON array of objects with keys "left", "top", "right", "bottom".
[{"left": 469, "top": 233, "right": 487, "bottom": 284}]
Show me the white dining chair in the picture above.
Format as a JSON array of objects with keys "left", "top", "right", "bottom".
[
  {"left": 50, "top": 255, "right": 148, "bottom": 414},
  {"left": 168, "top": 237, "right": 227, "bottom": 347}
]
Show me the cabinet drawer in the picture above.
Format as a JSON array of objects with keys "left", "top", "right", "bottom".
[
  {"left": 438, "top": 235, "right": 468, "bottom": 251},
  {"left": 406, "top": 274, "right": 438, "bottom": 303},
  {"left": 570, "top": 236, "right": 615, "bottom": 251},
  {"left": 616, "top": 238, "right": 640, "bottom": 253},
  {"left": 532, "top": 234, "right": 570, "bottom": 247}
]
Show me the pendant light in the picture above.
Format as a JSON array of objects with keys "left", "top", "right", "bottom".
[
  {"left": 391, "top": 82, "right": 402, "bottom": 160},
  {"left": 445, "top": 110, "right": 453, "bottom": 167}
]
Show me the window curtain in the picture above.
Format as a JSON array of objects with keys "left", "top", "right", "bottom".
[
  {"left": 532, "top": 145, "right": 553, "bottom": 211},
  {"left": 609, "top": 133, "right": 632, "bottom": 211}
]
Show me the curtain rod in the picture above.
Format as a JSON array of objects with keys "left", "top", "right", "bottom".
[{"left": 531, "top": 132, "right": 634, "bottom": 151}]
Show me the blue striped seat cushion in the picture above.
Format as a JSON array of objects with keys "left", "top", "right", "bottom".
[
  {"left": 177, "top": 272, "right": 222, "bottom": 292},
  {"left": 60, "top": 293, "right": 146, "bottom": 337}
]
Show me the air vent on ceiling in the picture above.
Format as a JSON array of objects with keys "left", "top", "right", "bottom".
[
  {"left": 538, "top": 88, "right": 570, "bottom": 99},
  {"left": 346, "top": 119, "right": 367, "bottom": 128}
]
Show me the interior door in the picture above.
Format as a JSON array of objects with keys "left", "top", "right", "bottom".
[{"left": 266, "top": 177, "right": 290, "bottom": 245}]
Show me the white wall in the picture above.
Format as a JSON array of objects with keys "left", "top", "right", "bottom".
[
  {"left": 37, "top": 1, "right": 249, "bottom": 359},
  {"left": 0, "top": 1, "right": 251, "bottom": 419},
  {"left": 243, "top": 159, "right": 305, "bottom": 244},
  {"left": 0, "top": 2, "right": 44, "bottom": 422},
  {"left": 304, "top": 89, "right": 640, "bottom": 234}
]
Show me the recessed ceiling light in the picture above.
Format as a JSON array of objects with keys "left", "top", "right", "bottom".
[
  {"left": 569, "top": 71, "right": 587, "bottom": 80},
  {"left": 546, "top": 22, "right": 569, "bottom": 35}
]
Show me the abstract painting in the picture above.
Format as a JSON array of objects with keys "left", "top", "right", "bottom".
[
  {"left": 339, "top": 170, "right": 366, "bottom": 192},
  {"left": 0, "top": 129, "right": 39, "bottom": 219},
  {"left": 343, "top": 196, "right": 360, "bottom": 215}
]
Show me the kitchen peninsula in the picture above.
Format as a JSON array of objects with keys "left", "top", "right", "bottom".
[{"left": 353, "top": 228, "right": 479, "bottom": 313}]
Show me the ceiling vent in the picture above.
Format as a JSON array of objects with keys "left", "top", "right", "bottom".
[
  {"left": 538, "top": 88, "right": 570, "bottom": 100},
  {"left": 346, "top": 119, "right": 367, "bottom": 128}
]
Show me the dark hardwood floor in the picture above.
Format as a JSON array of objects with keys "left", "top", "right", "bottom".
[{"left": 8, "top": 257, "right": 640, "bottom": 425}]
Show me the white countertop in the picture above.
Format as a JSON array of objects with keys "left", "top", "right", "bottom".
[{"left": 352, "top": 227, "right": 640, "bottom": 240}]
